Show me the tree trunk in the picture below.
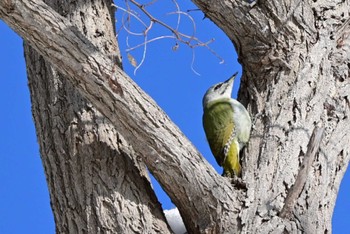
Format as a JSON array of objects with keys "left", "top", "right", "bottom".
[
  {"left": 1, "top": 0, "right": 349, "bottom": 233},
  {"left": 24, "top": 0, "right": 170, "bottom": 233},
  {"left": 193, "top": 0, "right": 350, "bottom": 232},
  {"left": 0, "top": 1, "right": 239, "bottom": 232}
]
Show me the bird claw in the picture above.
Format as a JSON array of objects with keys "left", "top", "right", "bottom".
[{"left": 231, "top": 176, "right": 247, "bottom": 190}]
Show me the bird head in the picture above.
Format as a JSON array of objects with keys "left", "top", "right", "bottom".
[{"left": 202, "top": 72, "right": 237, "bottom": 108}]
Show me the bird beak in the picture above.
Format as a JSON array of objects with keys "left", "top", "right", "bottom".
[{"left": 224, "top": 72, "right": 238, "bottom": 87}]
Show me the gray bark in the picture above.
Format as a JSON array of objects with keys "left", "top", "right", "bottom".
[
  {"left": 193, "top": 0, "right": 350, "bottom": 233},
  {"left": 1, "top": 0, "right": 349, "bottom": 233},
  {"left": 0, "top": 0, "right": 239, "bottom": 232},
  {"left": 23, "top": 0, "right": 169, "bottom": 233}
]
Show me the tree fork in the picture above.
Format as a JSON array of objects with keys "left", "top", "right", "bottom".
[
  {"left": 1, "top": 0, "right": 350, "bottom": 233},
  {"left": 0, "top": 0, "right": 240, "bottom": 232}
]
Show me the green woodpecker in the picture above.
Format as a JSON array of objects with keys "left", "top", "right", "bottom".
[{"left": 202, "top": 73, "right": 251, "bottom": 177}]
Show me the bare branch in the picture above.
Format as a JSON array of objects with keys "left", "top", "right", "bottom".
[
  {"left": 117, "top": 5, "right": 147, "bottom": 28},
  {"left": 126, "top": 35, "right": 176, "bottom": 51},
  {"left": 134, "top": 32, "right": 149, "bottom": 75},
  {"left": 113, "top": 0, "right": 224, "bottom": 72},
  {"left": 171, "top": 0, "right": 181, "bottom": 31},
  {"left": 128, "top": 0, "right": 180, "bottom": 40},
  {"left": 190, "top": 49, "right": 200, "bottom": 76},
  {"left": 0, "top": 1, "right": 239, "bottom": 232},
  {"left": 168, "top": 11, "right": 196, "bottom": 43}
]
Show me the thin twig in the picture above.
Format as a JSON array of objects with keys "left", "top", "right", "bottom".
[
  {"left": 171, "top": 0, "right": 181, "bottom": 31},
  {"left": 168, "top": 11, "right": 196, "bottom": 43},
  {"left": 113, "top": 4, "right": 147, "bottom": 28},
  {"left": 134, "top": 21, "right": 153, "bottom": 75},
  {"left": 126, "top": 35, "right": 176, "bottom": 51},
  {"left": 143, "top": 0, "right": 158, "bottom": 7},
  {"left": 129, "top": 0, "right": 182, "bottom": 40},
  {"left": 279, "top": 125, "right": 324, "bottom": 219},
  {"left": 191, "top": 48, "right": 200, "bottom": 76},
  {"left": 113, "top": 0, "right": 225, "bottom": 72}
]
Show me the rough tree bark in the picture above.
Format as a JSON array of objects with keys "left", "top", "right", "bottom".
[
  {"left": 0, "top": 1, "right": 240, "bottom": 232},
  {"left": 23, "top": 0, "right": 170, "bottom": 233},
  {"left": 0, "top": 0, "right": 349, "bottom": 233},
  {"left": 193, "top": 0, "right": 350, "bottom": 232}
]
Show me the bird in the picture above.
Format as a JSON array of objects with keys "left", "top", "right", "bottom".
[{"left": 202, "top": 73, "right": 251, "bottom": 177}]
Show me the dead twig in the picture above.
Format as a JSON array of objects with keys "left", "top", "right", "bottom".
[{"left": 112, "top": 0, "right": 224, "bottom": 74}]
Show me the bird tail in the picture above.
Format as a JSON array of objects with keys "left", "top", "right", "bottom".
[{"left": 222, "top": 141, "right": 241, "bottom": 177}]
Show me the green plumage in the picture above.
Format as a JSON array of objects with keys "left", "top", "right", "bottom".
[
  {"left": 202, "top": 74, "right": 251, "bottom": 177},
  {"left": 203, "top": 100, "right": 240, "bottom": 176}
]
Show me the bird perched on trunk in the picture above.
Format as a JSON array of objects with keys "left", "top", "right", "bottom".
[{"left": 202, "top": 73, "right": 251, "bottom": 177}]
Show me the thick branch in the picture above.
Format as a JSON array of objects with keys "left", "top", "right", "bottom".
[
  {"left": 24, "top": 0, "right": 171, "bottom": 232},
  {"left": 0, "top": 0, "right": 239, "bottom": 232}
]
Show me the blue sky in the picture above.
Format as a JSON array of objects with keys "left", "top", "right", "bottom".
[{"left": 0, "top": 2, "right": 349, "bottom": 233}]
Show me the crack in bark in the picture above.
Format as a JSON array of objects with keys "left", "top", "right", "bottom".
[{"left": 279, "top": 125, "right": 324, "bottom": 219}]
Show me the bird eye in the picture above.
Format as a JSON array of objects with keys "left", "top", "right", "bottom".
[{"left": 214, "top": 83, "right": 223, "bottom": 90}]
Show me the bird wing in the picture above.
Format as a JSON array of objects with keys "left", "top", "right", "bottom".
[
  {"left": 203, "top": 101, "right": 235, "bottom": 166},
  {"left": 229, "top": 98, "right": 252, "bottom": 149}
]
